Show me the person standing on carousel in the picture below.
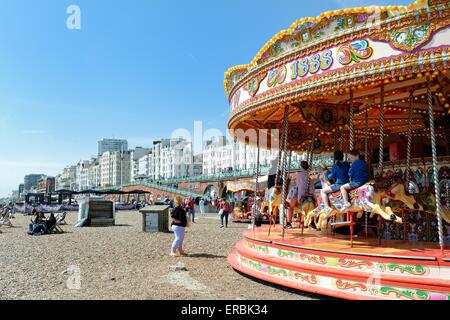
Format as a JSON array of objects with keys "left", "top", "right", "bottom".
[
  {"left": 320, "top": 150, "right": 350, "bottom": 214},
  {"left": 285, "top": 161, "right": 314, "bottom": 228},
  {"left": 340, "top": 150, "right": 369, "bottom": 212}
]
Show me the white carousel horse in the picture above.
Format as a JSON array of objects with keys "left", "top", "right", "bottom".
[{"left": 305, "top": 168, "right": 402, "bottom": 231}]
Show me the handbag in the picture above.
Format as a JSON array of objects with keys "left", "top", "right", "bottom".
[{"left": 218, "top": 209, "right": 224, "bottom": 217}]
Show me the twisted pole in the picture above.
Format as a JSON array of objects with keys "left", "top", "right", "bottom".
[
  {"left": 406, "top": 91, "right": 414, "bottom": 189},
  {"left": 252, "top": 139, "right": 261, "bottom": 231},
  {"left": 280, "top": 106, "right": 290, "bottom": 239},
  {"left": 349, "top": 89, "right": 355, "bottom": 151},
  {"left": 365, "top": 106, "right": 369, "bottom": 163},
  {"left": 308, "top": 128, "right": 317, "bottom": 165},
  {"left": 378, "top": 85, "right": 385, "bottom": 177},
  {"left": 274, "top": 128, "right": 285, "bottom": 191},
  {"left": 427, "top": 77, "right": 444, "bottom": 254}
]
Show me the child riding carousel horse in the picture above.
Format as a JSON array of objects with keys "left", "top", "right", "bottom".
[
  {"left": 340, "top": 150, "right": 370, "bottom": 212},
  {"left": 320, "top": 150, "right": 350, "bottom": 215}
]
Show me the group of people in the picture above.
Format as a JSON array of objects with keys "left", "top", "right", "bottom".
[
  {"left": 320, "top": 149, "right": 369, "bottom": 214},
  {"left": 278, "top": 149, "right": 369, "bottom": 228},
  {"left": 27, "top": 209, "right": 58, "bottom": 236}
]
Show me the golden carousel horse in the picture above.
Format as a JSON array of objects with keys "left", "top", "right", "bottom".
[
  {"left": 260, "top": 185, "right": 282, "bottom": 224},
  {"left": 380, "top": 179, "right": 450, "bottom": 224},
  {"left": 261, "top": 174, "right": 316, "bottom": 226}
]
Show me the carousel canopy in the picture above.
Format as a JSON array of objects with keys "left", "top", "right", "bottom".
[
  {"left": 224, "top": 0, "right": 450, "bottom": 153},
  {"left": 226, "top": 176, "right": 269, "bottom": 193}
]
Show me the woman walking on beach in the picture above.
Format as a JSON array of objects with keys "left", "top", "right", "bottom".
[
  {"left": 185, "top": 196, "right": 196, "bottom": 223},
  {"left": 170, "top": 196, "right": 188, "bottom": 257},
  {"left": 219, "top": 199, "right": 231, "bottom": 228}
]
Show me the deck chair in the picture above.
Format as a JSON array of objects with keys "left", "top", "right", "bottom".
[
  {"left": 0, "top": 214, "right": 13, "bottom": 228},
  {"left": 55, "top": 212, "right": 67, "bottom": 225},
  {"left": 50, "top": 213, "right": 66, "bottom": 234}
]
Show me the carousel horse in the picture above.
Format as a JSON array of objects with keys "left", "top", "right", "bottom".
[
  {"left": 377, "top": 180, "right": 423, "bottom": 211},
  {"left": 261, "top": 173, "right": 315, "bottom": 225},
  {"left": 305, "top": 168, "right": 402, "bottom": 231},
  {"left": 262, "top": 185, "right": 282, "bottom": 224},
  {"left": 379, "top": 177, "right": 450, "bottom": 225}
]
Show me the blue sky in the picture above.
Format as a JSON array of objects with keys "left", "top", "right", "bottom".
[{"left": 0, "top": 0, "right": 412, "bottom": 197}]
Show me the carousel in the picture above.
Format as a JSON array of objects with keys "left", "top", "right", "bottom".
[
  {"left": 224, "top": 0, "right": 450, "bottom": 300},
  {"left": 226, "top": 177, "right": 272, "bottom": 223}
]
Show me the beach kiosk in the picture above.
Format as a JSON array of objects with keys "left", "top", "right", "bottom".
[{"left": 140, "top": 205, "right": 170, "bottom": 233}]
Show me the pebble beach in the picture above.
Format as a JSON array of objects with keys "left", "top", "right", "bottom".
[{"left": 0, "top": 211, "right": 322, "bottom": 300}]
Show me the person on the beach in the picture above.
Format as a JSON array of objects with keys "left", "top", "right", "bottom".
[
  {"left": 340, "top": 149, "right": 369, "bottom": 211},
  {"left": 28, "top": 212, "right": 50, "bottom": 235},
  {"left": 5, "top": 202, "right": 14, "bottom": 219},
  {"left": 170, "top": 196, "right": 188, "bottom": 257},
  {"left": 219, "top": 198, "right": 231, "bottom": 228},
  {"left": 45, "top": 213, "right": 57, "bottom": 230},
  {"left": 185, "top": 196, "right": 195, "bottom": 223},
  {"left": 30, "top": 210, "right": 44, "bottom": 224},
  {"left": 199, "top": 198, "right": 206, "bottom": 217}
]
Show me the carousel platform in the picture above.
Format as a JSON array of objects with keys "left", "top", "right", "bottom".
[{"left": 228, "top": 226, "right": 450, "bottom": 300}]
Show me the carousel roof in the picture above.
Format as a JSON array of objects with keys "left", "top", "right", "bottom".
[
  {"left": 224, "top": 0, "right": 450, "bottom": 153},
  {"left": 224, "top": 0, "right": 432, "bottom": 98}
]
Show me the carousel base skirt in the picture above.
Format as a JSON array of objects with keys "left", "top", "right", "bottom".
[{"left": 228, "top": 225, "right": 450, "bottom": 300}]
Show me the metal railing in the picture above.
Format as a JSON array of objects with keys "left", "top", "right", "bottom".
[
  {"left": 95, "top": 159, "right": 336, "bottom": 196},
  {"left": 153, "top": 160, "right": 333, "bottom": 184},
  {"left": 98, "top": 181, "right": 203, "bottom": 198}
]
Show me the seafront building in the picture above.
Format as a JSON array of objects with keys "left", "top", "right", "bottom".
[
  {"left": 97, "top": 138, "right": 128, "bottom": 156},
  {"left": 202, "top": 137, "right": 305, "bottom": 175},
  {"left": 99, "top": 151, "right": 131, "bottom": 188},
  {"left": 37, "top": 176, "right": 56, "bottom": 194},
  {"left": 16, "top": 135, "right": 314, "bottom": 196},
  {"left": 24, "top": 174, "right": 45, "bottom": 192},
  {"left": 55, "top": 166, "right": 77, "bottom": 191},
  {"left": 87, "top": 160, "right": 101, "bottom": 189},
  {"left": 150, "top": 138, "right": 193, "bottom": 180},
  {"left": 130, "top": 147, "right": 152, "bottom": 182}
]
